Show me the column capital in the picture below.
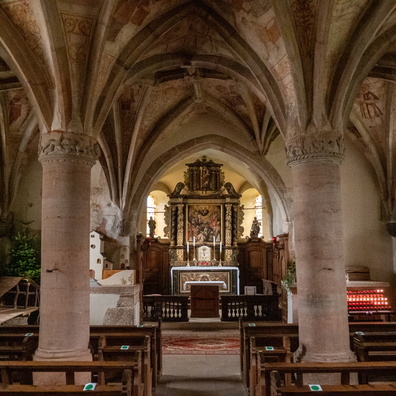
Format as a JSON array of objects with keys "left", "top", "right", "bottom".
[
  {"left": 38, "top": 130, "right": 100, "bottom": 165},
  {"left": 285, "top": 128, "right": 344, "bottom": 166}
]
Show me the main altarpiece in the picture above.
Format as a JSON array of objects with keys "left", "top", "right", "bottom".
[
  {"left": 140, "top": 156, "right": 281, "bottom": 297},
  {"left": 165, "top": 156, "right": 242, "bottom": 295}
]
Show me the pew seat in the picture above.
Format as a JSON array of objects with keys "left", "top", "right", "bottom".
[
  {"left": 258, "top": 361, "right": 396, "bottom": 396},
  {"left": 0, "top": 361, "right": 136, "bottom": 395},
  {"left": 271, "top": 370, "right": 396, "bottom": 395}
]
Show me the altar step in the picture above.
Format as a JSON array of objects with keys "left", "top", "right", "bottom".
[{"left": 160, "top": 315, "right": 239, "bottom": 330}]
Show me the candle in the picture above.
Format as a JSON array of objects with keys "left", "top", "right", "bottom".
[
  {"left": 220, "top": 241, "right": 222, "bottom": 252},
  {"left": 193, "top": 236, "right": 195, "bottom": 248},
  {"left": 213, "top": 235, "right": 216, "bottom": 248},
  {"left": 187, "top": 242, "right": 189, "bottom": 253}
]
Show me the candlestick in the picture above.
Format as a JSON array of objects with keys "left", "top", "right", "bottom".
[{"left": 192, "top": 236, "right": 196, "bottom": 263}]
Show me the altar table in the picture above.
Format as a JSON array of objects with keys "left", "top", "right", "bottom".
[{"left": 171, "top": 266, "right": 239, "bottom": 295}]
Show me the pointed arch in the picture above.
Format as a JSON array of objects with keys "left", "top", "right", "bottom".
[{"left": 126, "top": 135, "right": 290, "bottom": 235}]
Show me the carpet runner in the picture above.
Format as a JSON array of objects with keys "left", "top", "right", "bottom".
[{"left": 162, "top": 335, "right": 240, "bottom": 355}]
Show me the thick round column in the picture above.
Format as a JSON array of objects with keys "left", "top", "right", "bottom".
[
  {"left": 287, "top": 129, "right": 355, "bottom": 364},
  {"left": 34, "top": 131, "right": 99, "bottom": 382},
  {"left": 292, "top": 159, "right": 353, "bottom": 362}
]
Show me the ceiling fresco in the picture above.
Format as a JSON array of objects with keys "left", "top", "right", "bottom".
[{"left": 1, "top": 0, "right": 396, "bottom": 223}]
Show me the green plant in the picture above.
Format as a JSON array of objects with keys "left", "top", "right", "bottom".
[
  {"left": 6, "top": 222, "right": 41, "bottom": 284},
  {"left": 281, "top": 260, "right": 296, "bottom": 289}
]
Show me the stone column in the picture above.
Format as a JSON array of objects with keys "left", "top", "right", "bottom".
[
  {"left": 286, "top": 128, "right": 355, "bottom": 363},
  {"left": 34, "top": 131, "right": 99, "bottom": 372}
]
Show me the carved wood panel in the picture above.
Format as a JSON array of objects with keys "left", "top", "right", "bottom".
[
  {"left": 238, "top": 239, "right": 273, "bottom": 294},
  {"left": 142, "top": 240, "right": 170, "bottom": 295}
]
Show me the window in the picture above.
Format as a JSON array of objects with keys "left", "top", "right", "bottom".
[
  {"left": 147, "top": 195, "right": 156, "bottom": 236},
  {"left": 255, "top": 195, "right": 263, "bottom": 238}
]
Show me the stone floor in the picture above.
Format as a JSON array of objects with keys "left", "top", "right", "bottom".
[
  {"left": 156, "top": 354, "right": 248, "bottom": 396},
  {"left": 155, "top": 323, "right": 248, "bottom": 396}
]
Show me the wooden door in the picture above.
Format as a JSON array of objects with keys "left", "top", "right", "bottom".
[{"left": 142, "top": 240, "right": 170, "bottom": 295}]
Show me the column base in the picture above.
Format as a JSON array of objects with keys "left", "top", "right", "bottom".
[
  {"left": 294, "top": 348, "right": 357, "bottom": 385},
  {"left": 294, "top": 347, "right": 356, "bottom": 363},
  {"left": 33, "top": 347, "right": 92, "bottom": 385}
]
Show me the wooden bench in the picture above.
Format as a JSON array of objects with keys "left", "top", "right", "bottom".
[
  {"left": 248, "top": 334, "right": 298, "bottom": 396},
  {"left": 240, "top": 321, "right": 396, "bottom": 394},
  {"left": 0, "top": 333, "right": 39, "bottom": 361},
  {"left": 91, "top": 332, "right": 158, "bottom": 389},
  {"left": 240, "top": 321, "right": 299, "bottom": 387},
  {"left": 270, "top": 370, "right": 396, "bottom": 395},
  {"left": 0, "top": 323, "right": 162, "bottom": 377},
  {"left": 258, "top": 361, "right": 396, "bottom": 396},
  {"left": 0, "top": 360, "right": 137, "bottom": 395},
  {"left": 98, "top": 335, "right": 152, "bottom": 396},
  {"left": 352, "top": 332, "right": 396, "bottom": 383},
  {"left": 353, "top": 332, "right": 396, "bottom": 360}
]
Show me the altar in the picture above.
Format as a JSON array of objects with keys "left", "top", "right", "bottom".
[{"left": 171, "top": 266, "right": 240, "bottom": 295}]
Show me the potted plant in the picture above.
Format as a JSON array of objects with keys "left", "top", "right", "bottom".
[{"left": 281, "top": 260, "right": 296, "bottom": 290}]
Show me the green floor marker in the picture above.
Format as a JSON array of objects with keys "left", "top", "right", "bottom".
[{"left": 309, "top": 384, "right": 322, "bottom": 391}]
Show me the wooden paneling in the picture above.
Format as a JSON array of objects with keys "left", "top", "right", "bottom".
[
  {"left": 190, "top": 285, "right": 219, "bottom": 318},
  {"left": 142, "top": 240, "right": 170, "bottom": 295},
  {"left": 238, "top": 239, "right": 273, "bottom": 294}
]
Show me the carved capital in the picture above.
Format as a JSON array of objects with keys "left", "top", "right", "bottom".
[
  {"left": 39, "top": 131, "right": 100, "bottom": 165},
  {"left": 285, "top": 130, "right": 344, "bottom": 166}
]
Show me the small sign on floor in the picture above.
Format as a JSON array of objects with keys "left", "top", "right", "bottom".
[
  {"left": 83, "top": 383, "right": 97, "bottom": 391},
  {"left": 308, "top": 384, "right": 323, "bottom": 391}
]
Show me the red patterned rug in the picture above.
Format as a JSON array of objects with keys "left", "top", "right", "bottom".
[{"left": 162, "top": 335, "right": 240, "bottom": 355}]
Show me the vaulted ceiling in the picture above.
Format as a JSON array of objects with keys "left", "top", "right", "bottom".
[{"left": 1, "top": 0, "right": 396, "bottom": 227}]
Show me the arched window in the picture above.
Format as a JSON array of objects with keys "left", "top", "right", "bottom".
[
  {"left": 147, "top": 195, "right": 156, "bottom": 236},
  {"left": 255, "top": 195, "right": 263, "bottom": 237}
]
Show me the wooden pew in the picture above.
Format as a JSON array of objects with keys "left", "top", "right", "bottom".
[
  {"left": 353, "top": 332, "right": 396, "bottom": 383},
  {"left": 270, "top": 369, "right": 396, "bottom": 395},
  {"left": 248, "top": 334, "right": 298, "bottom": 396},
  {"left": 0, "top": 333, "right": 38, "bottom": 361},
  {"left": 90, "top": 322, "right": 162, "bottom": 376},
  {"left": 353, "top": 332, "right": 396, "bottom": 361},
  {"left": 98, "top": 335, "right": 152, "bottom": 396},
  {"left": 0, "top": 323, "right": 162, "bottom": 378},
  {"left": 90, "top": 332, "right": 158, "bottom": 389},
  {"left": 239, "top": 321, "right": 299, "bottom": 388},
  {"left": 258, "top": 360, "right": 396, "bottom": 396},
  {"left": 240, "top": 321, "right": 396, "bottom": 394},
  {"left": 0, "top": 360, "right": 136, "bottom": 395}
]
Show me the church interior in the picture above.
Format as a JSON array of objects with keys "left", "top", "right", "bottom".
[{"left": 1, "top": 0, "right": 396, "bottom": 394}]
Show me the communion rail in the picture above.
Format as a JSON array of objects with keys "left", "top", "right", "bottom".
[
  {"left": 143, "top": 295, "right": 189, "bottom": 322},
  {"left": 220, "top": 295, "right": 281, "bottom": 322}
]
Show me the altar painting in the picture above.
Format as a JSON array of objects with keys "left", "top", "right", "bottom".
[{"left": 187, "top": 204, "right": 221, "bottom": 243}]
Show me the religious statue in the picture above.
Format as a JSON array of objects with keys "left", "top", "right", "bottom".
[
  {"left": 148, "top": 216, "right": 156, "bottom": 238},
  {"left": 250, "top": 217, "right": 260, "bottom": 238}
]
